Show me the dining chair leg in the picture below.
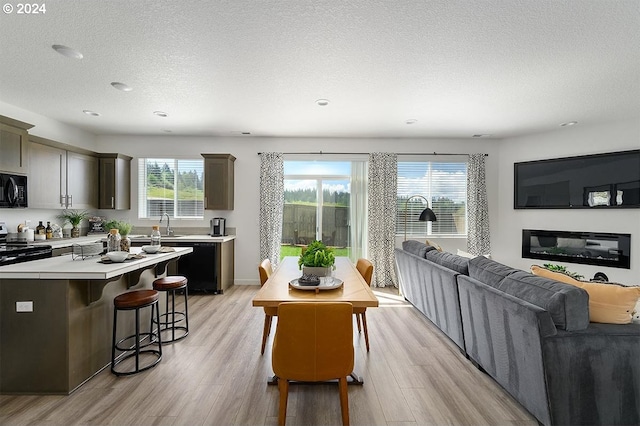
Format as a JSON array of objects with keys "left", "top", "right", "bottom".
[
  {"left": 278, "top": 377, "right": 289, "bottom": 426},
  {"left": 339, "top": 376, "right": 350, "bottom": 425},
  {"left": 361, "top": 311, "right": 370, "bottom": 352},
  {"left": 261, "top": 314, "right": 271, "bottom": 355},
  {"left": 355, "top": 313, "right": 362, "bottom": 333}
]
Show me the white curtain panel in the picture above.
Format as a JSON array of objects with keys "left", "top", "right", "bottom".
[
  {"left": 368, "top": 152, "right": 398, "bottom": 288},
  {"left": 259, "top": 152, "right": 284, "bottom": 269},
  {"left": 350, "top": 160, "right": 368, "bottom": 262},
  {"left": 467, "top": 153, "right": 491, "bottom": 256}
]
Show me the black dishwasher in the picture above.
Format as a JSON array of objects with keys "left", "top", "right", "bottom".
[{"left": 172, "top": 242, "right": 219, "bottom": 293}]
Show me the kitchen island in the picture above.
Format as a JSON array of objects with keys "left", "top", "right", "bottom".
[{"left": 0, "top": 247, "right": 192, "bottom": 394}]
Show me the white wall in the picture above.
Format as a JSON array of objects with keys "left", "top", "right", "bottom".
[
  {"left": 95, "top": 135, "right": 499, "bottom": 284},
  {"left": 3, "top": 100, "right": 637, "bottom": 285},
  {"left": 495, "top": 118, "right": 640, "bottom": 283},
  {"left": 0, "top": 101, "right": 97, "bottom": 151}
]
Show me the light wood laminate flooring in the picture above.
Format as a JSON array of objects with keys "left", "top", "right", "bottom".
[{"left": 0, "top": 285, "right": 537, "bottom": 425}]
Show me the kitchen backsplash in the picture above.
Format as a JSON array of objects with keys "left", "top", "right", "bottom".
[{"left": 0, "top": 209, "right": 235, "bottom": 237}]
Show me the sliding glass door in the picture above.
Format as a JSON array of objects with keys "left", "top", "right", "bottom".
[{"left": 281, "top": 159, "right": 366, "bottom": 261}]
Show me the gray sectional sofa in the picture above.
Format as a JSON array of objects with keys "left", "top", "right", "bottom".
[{"left": 395, "top": 241, "right": 640, "bottom": 426}]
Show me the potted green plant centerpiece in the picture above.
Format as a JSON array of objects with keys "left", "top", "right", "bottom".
[
  {"left": 103, "top": 219, "right": 133, "bottom": 251},
  {"left": 57, "top": 209, "right": 90, "bottom": 238},
  {"left": 298, "top": 240, "right": 336, "bottom": 277}
]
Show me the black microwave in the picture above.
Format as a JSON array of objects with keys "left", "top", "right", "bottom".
[{"left": 0, "top": 173, "right": 28, "bottom": 208}]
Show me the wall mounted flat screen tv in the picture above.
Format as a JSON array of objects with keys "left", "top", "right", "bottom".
[{"left": 514, "top": 149, "right": 640, "bottom": 209}]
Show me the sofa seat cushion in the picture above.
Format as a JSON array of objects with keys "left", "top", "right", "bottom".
[
  {"left": 531, "top": 265, "right": 640, "bottom": 324},
  {"left": 425, "top": 250, "right": 469, "bottom": 275},
  {"left": 402, "top": 240, "right": 437, "bottom": 258}
]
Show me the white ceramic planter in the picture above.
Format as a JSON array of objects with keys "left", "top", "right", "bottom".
[{"left": 302, "top": 266, "right": 333, "bottom": 277}]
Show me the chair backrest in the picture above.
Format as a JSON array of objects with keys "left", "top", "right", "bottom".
[
  {"left": 272, "top": 302, "right": 354, "bottom": 382},
  {"left": 258, "top": 258, "right": 273, "bottom": 286},
  {"left": 356, "top": 258, "right": 374, "bottom": 286}
]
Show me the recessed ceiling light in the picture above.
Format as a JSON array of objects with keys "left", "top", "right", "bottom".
[
  {"left": 162, "top": 129, "right": 172, "bottom": 133},
  {"left": 560, "top": 121, "right": 578, "bottom": 127},
  {"left": 472, "top": 134, "right": 492, "bottom": 138},
  {"left": 153, "top": 111, "right": 168, "bottom": 117},
  {"left": 82, "top": 110, "right": 100, "bottom": 117},
  {"left": 405, "top": 119, "right": 417, "bottom": 125},
  {"left": 52, "top": 44, "right": 83, "bottom": 59},
  {"left": 315, "top": 99, "right": 330, "bottom": 106},
  {"left": 111, "top": 82, "right": 133, "bottom": 92}
]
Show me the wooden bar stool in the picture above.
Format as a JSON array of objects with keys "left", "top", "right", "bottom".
[
  {"left": 152, "top": 276, "right": 189, "bottom": 343},
  {"left": 111, "top": 289, "right": 162, "bottom": 376}
]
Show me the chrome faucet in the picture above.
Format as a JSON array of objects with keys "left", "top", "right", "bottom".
[{"left": 160, "top": 213, "right": 173, "bottom": 236}]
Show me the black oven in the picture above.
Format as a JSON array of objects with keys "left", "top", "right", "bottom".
[{"left": 0, "top": 173, "right": 28, "bottom": 208}]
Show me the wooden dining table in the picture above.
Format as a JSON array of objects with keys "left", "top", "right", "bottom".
[{"left": 252, "top": 256, "right": 379, "bottom": 384}]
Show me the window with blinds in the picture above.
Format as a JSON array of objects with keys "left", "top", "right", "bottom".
[
  {"left": 138, "top": 158, "right": 204, "bottom": 219},
  {"left": 396, "top": 160, "right": 467, "bottom": 237}
]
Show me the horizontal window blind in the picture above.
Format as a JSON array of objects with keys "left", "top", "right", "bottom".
[
  {"left": 138, "top": 158, "right": 204, "bottom": 219},
  {"left": 397, "top": 161, "right": 467, "bottom": 236}
]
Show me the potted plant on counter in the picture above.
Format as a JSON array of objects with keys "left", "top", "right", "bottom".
[
  {"left": 298, "top": 240, "right": 336, "bottom": 277},
  {"left": 57, "top": 209, "right": 90, "bottom": 238},
  {"left": 103, "top": 219, "right": 133, "bottom": 251}
]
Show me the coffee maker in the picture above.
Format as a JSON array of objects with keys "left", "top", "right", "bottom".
[{"left": 210, "top": 217, "right": 226, "bottom": 236}]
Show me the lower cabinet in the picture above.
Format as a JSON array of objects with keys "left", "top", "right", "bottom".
[{"left": 133, "top": 239, "right": 234, "bottom": 294}]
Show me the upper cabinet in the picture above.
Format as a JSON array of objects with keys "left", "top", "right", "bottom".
[
  {"left": 202, "top": 153, "right": 235, "bottom": 210},
  {"left": 28, "top": 136, "right": 98, "bottom": 209},
  {"left": 66, "top": 150, "right": 99, "bottom": 209},
  {"left": 99, "top": 153, "right": 132, "bottom": 210},
  {"left": 0, "top": 115, "right": 34, "bottom": 174}
]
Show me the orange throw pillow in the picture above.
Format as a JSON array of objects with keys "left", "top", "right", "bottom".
[{"left": 530, "top": 265, "right": 640, "bottom": 324}]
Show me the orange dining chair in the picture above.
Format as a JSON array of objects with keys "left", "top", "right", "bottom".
[
  {"left": 354, "top": 258, "right": 374, "bottom": 352},
  {"left": 258, "top": 259, "right": 278, "bottom": 355},
  {"left": 272, "top": 302, "right": 354, "bottom": 426}
]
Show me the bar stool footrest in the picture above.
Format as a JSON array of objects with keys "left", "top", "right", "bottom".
[{"left": 111, "top": 350, "right": 162, "bottom": 376}]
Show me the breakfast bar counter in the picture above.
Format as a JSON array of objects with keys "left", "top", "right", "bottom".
[
  {"left": 0, "top": 247, "right": 192, "bottom": 394},
  {"left": 0, "top": 246, "right": 193, "bottom": 280}
]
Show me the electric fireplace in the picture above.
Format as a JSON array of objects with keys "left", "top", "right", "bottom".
[{"left": 522, "top": 229, "right": 631, "bottom": 269}]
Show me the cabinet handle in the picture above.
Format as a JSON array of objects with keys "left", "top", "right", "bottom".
[
  {"left": 68, "top": 194, "right": 72, "bottom": 207},
  {"left": 111, "top": 196, "right": 114, "bottom": 208},
  {"left": 60, "top": 194, "right": 65, "bottom": 207}
]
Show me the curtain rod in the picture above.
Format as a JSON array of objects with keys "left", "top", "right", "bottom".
[{"left": 257, "top": 151, "right": 488, "bottom": 156}]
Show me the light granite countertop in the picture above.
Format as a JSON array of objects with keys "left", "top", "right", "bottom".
[
  {"left": 18, "top": 234, "right": 236, "bottom": 249},
  {"left": 0, "top": 246, "right": 193, "bottom": 280}
]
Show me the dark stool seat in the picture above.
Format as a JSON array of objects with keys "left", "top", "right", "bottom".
[
  {"left": 111, "top": 289, "right": 162, "bottom": 376},
  {"left": 153, "top": 276, "right": 189, "bottom": 343}
]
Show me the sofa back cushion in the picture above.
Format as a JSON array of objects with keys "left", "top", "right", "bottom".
[
  {"left": 468, "top": 256, "right": 519, "bottom": 286},
  {"left": 402, "top": 240, "right": 437, "bottom": 258},
  {"left": 469, "top": 257, "right": 589, "bottom": 331},
  {"left": 498, "top": 272, "right": 589, "bottom": 331},
  {"left": 425, "top": 250, "right": 469, "bottom": 275}
]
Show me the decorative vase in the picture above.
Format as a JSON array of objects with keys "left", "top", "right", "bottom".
[
  {"left": 302, "top": 266, "right": 333, "bottom": 277},
  {"left": 71, "top": 226, "right": 80, "bottom": 238},
  {"left": 120, "top": 235, "right": 131, "bottom": 252}
]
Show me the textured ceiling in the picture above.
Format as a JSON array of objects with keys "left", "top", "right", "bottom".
[{"left": 0, "top": 0, "right": 638, "bottom": 138}]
